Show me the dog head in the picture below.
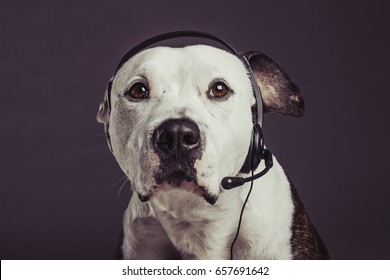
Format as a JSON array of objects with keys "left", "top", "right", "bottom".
[{"left": 97, "top": 45, "right": 303, "bottom": 204}]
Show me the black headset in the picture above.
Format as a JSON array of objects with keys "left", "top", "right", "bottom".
[{"left": 101, "top": 31, "right": 273, "bottom": 190}]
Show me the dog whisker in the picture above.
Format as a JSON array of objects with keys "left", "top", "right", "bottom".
[
  {"left": 117, "top": 177, "right": 130, "bottom": 200},
  {"left": 105, "top": 174, "right": 128, "bottom": 190}
]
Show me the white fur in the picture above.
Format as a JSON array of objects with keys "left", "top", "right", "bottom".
[
  {"left": 122, "top": 157, "right": 293, "bottom": 259},
  {"left": 109, "top": 45, "right": 294, "bottom": 259}
]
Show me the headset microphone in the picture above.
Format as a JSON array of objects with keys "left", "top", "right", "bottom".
[{"left": 221, "top": 149, "right": 273, "bottom": 189}]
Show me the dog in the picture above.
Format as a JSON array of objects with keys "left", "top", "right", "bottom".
[{"left": 97, "top": 34, "right": 328, "bottom": 260}]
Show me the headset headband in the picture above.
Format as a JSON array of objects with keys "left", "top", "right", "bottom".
[{"left": 108, "top": 31, "right": 264, "bottom": 126}]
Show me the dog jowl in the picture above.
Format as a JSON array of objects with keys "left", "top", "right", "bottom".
[{"left": 97, "top": 42, "right": 328, "bottom": 260}]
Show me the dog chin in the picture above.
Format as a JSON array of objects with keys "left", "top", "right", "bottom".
[{"left": 137, "top": 180, "right": 218, "bottom": 205}]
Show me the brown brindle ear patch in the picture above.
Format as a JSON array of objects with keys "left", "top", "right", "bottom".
[{"left": 243, "top": 51, "right": 304, "bottom": 117}]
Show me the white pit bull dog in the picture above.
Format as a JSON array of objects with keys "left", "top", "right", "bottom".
[{"left": 97, "top": 32, "right": 328, "bottom": 260}]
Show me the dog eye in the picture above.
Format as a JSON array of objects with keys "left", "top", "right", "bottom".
[
  {"left": 126, "top": 83, "right": 149, "bottom": 99},
  {"left": 209, "top": 81, "right": 230, "bottom": 98}
]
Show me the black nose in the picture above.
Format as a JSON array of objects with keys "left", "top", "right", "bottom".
[{"left": 153, "top": 119, "right": 201, "bottom": 160}]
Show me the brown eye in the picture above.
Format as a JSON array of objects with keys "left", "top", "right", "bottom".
[
  {"left": 127, "top": 83, "right": 149, "bottom": 99},
  {"left": 210, "top": 81, "right": 230, "bottom": 98}
]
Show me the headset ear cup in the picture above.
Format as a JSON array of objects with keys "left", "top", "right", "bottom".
[
  {"left": 251, "top": 124, "right": 263, "bottom": 171},
  {"left": 104, "top": 122, "right": 113, "bottom": 153},
  {"left": 239, "top": 124, "right": 264, "bottom": 174}
]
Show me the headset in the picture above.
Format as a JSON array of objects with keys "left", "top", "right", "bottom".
[
  {"left": 101, "top": 31, "right": 273, "bottom": 190},
  {"left": 101, "top": 31, "right": 274, "bottom": 260}
]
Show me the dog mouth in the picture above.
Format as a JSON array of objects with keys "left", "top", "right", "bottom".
[
  {"left": 137, "top": 166, "right": 218, "bottom": 205},
  {"left": 156, "top": 169, "right": 195, "bottom": 187}
]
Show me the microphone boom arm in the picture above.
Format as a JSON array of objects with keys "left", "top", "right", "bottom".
[{"left": 221, "top": 149, "right": 273, "bottom": 190}]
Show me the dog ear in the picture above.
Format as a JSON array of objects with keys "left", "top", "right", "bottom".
[
  {"left": 243, "top": 51, "right": 304, "bottom": 117},
  {"left": 96, "top": 88, "right": 110, "bottom": 124}
]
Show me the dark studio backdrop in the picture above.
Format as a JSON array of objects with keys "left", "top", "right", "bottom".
[{"left": 1, "top": 0, "right": 389, "bottom": 260}]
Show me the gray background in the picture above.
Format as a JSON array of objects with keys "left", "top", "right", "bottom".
[{"left": 1, "top": 0, "right": 389, "bottom": 259}]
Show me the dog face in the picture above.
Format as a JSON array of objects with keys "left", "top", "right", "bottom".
[{"left": 97, "top": 45, "right": 304, "bottom": 205}]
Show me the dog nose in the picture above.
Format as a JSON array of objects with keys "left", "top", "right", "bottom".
[{"left": 153, "top": 119, "right": 201, "bottom": 159}]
